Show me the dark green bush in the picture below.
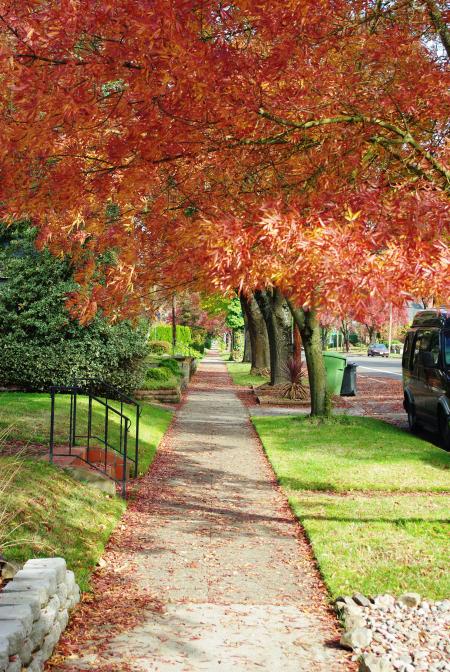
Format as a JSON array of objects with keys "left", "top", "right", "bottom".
[
  {"left": 190, "top": 341, "right": 205, "bottom": 354},
  {"left": 0, "top": 223, "right": 148, "bottom": 394},
  {"left": 145, "top": 367, "right": 172, "bottom": 382},
  {"left": 158, "top": 359, "right": 181, "bottom": 376}
]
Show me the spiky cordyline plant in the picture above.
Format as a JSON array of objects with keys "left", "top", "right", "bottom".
[{"left": 280, "top": 358, "right": 309, "bottom": 400}]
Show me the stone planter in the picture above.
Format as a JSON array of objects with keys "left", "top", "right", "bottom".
[
  {"left": 173, "top": 356, "right": 194, "bottom": 389},
  {"left": 135, "top": 388, "right": 181, "bottom": 404}
]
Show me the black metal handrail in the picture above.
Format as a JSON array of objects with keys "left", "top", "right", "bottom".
[
  {"left": 49, "top": 381, "right": 141, "bottom": 497},
  {"left": 60, "top": 379, "right": 141, "bottom": 477}
]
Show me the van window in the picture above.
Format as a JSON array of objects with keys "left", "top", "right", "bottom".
[
  {"left": 444, "top": 332, "right": 450, "bottom": 368},
  {"left": 411, "top": 331, "right": 424, "bottom": 370},
  {"left": 429, "top": 331, "right": 440, "bottom": 365},
  {"left": 402, "top": 333, "right": 413, "bottom": 369},
  {"left": 411, "top": 329, "right": 440, "bottom": 369}
]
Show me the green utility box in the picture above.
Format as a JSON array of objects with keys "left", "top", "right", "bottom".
[{"left": 323, "top": 352, "right": 347, "bottom": 395}]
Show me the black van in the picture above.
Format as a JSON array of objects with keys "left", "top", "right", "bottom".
[{"left": 402, "top": 309, "right": 450, "bottom": 449}]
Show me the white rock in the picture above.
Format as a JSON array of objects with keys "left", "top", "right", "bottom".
[
  {"left": 26, "top": 654, "right": 45, "bottom": 672},
  {"left": 0, "top": 592, "right": 41, "bottom": 621},
  {"left": 68, "top": 586, "right": 80, "bottom": 609},
  {"left": 341, "top": 602, "right": 364, "bottom": 620},
  {"left": 24, "top": 558, "right": 67, "bottom": 584},
  {"left": 399, "top": 593, "right": 421, "bottom": 609},
  {"left": 2, "top": 580, "right": 50, "bottom": 607},
  {"left": 57, "top": 609, "right": 69, "bottom": 632},
  {"left": 41, "top": 622, "right": 62, "bottom": 661},
  {"left": 353, "top": 593, "right": 372, "bottom": 608},
  {"left": 65, "top": 570, "right": 76, "bottom": 593},
  {"left": 341, "top": 627, "right": 373, "bottom": 650},
  {"left": 360, "top": 653, "right": 395, "bottom": 672},
  {"left": 40, "top": 595, "right": 60, "bottom": 633},
  {"left": 0, "top": 605, "right": 33, "bottom": 636},
  {"left": 0, "top": 636, "right": 8, "bottom": 672},
  {"left": 0, "top": 621, "right": 26, "bottom": 656},
  {"left": 13, "top": 569, "right": 58, "bottom": 594},
  {"left": 18, "top": 637, "right": 33, "bottom": 665},
  {"left": 348, "top": 616, "right": 368, "bottom": 631},
  {"left": 5, "top": 656, "right": 21, "bottom": 672},
  {"left": 30, "top": 617, "right": 47, "bottom": 651},
  {"left": 374, "top": 595, "right": 396, "bottom": 609},
  {"left": 56, "top": 581, "right": 68, "bottom": 604}
]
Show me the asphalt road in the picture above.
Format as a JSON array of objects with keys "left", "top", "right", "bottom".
[{"left": 345, "top": 354, "right": 403, "bottom": 379}]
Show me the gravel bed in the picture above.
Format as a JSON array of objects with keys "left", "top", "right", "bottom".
[{"left": 337, "top": 593, "right": 450, "bottom": 672}]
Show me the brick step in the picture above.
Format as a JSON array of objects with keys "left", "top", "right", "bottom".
[{"left": 44, "top": 446, "right": 133, "bottom": 482}]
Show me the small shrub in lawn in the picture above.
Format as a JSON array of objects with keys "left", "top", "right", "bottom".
[{"left": 148, "top": 340, "right": 172, "bottom": 355}]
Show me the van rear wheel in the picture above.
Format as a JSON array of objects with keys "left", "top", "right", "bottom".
[
  {"left": 407, "top": 402, "right": 420, "bottom": 433},
  {"left": 438, "top": 410, "right": 450, "bottom": 451}
]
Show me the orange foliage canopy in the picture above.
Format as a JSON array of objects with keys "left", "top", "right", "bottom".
[{"left": 0, "top": 0, "right": 448, "bottom": 320}]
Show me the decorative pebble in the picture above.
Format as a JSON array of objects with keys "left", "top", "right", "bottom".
[{"left": 337, "top": 593, "right": 449, "bottom": 672}]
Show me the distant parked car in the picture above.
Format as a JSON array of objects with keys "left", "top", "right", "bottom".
[
  {"left": 402, "top": 309, "right": 450, "bottom": 449},
  {"left": 368, "top": 343, "right": 389, "bottom": 357}
]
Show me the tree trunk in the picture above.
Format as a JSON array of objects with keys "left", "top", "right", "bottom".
[
  {"left": 366, "top": 324, "right": 375, "bottom": 344},
  {"left": 240, "top": 292, "right": 270, "bottom": 374},
  {"left": 293, "top": 321, "right": 302, "bottom": 367},
  {"left": 340, "top": 319, "right": 352, "bottom": 353},
  {"left": 287, "top": 300, "right": 327, "bottom": 416},
  {"left": 242, "top": 326, "right": 252, "bottom": 363},
  {"left": 254, "top": 288, "right": 291, "bottom": 385},
  {"left": 320, "top": 326, "right": 330, "bottom": 350},
  {"left": 229, "top": 329, "right": 235, "bottom": 361}
]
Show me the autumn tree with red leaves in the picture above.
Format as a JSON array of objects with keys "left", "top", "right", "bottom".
[{"left": 0, "top": 0, "right": 448, "bottom": 413}]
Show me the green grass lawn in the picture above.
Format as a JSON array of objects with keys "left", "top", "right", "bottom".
[
  {"left": 0, "top": 457, "right": 125, "bottom": 591},
  {"left": 0, "top": 392, "right": 173, "bottom": 475},
  {"left": 253, "top": 415, "right": 450, "bottom": 600},
  {"left": 226, "top": 361, "right": 269, "bottom": 387}
]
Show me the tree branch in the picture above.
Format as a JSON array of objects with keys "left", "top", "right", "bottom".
[
  {"left": 424, "top": 0, "right": 450, "bottom": 59},
  {"left": 257, "top": 108, "right": 450, "bottom": 188}
]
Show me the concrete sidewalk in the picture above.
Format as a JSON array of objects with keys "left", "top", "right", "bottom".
[{"left": 57, "top": 352, "right": 352, "bottom": 671}]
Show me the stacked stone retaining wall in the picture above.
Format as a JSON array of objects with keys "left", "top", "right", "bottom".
[{"left": 0, "top": 558, "right": 80, "bottom": 672}]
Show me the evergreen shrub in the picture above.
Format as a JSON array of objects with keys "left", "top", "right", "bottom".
[{"left": 0, "top": 223, "right": 148, "bottom": 394}]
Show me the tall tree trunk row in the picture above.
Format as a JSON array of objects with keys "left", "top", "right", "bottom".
[{"left": 253, "top": 287, "right": 291, "bottom": 386}]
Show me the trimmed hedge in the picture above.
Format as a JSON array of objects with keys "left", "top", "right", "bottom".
[
  {"left": 149, "top": 324, "right": 192, "bottom": 345},
  {"left": 0, "top": 323, "right": 148, "bottom": 394}
]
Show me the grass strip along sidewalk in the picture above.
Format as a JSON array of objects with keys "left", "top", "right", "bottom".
[
  {"left": 0, "top": 392, "right": 173, "bottom": 590},
  {"left": 225, "top": 360, "right": 269, "bottom": 388},
  {"left": 252, "top": 415, "right": 450, "bottom": 601}
]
